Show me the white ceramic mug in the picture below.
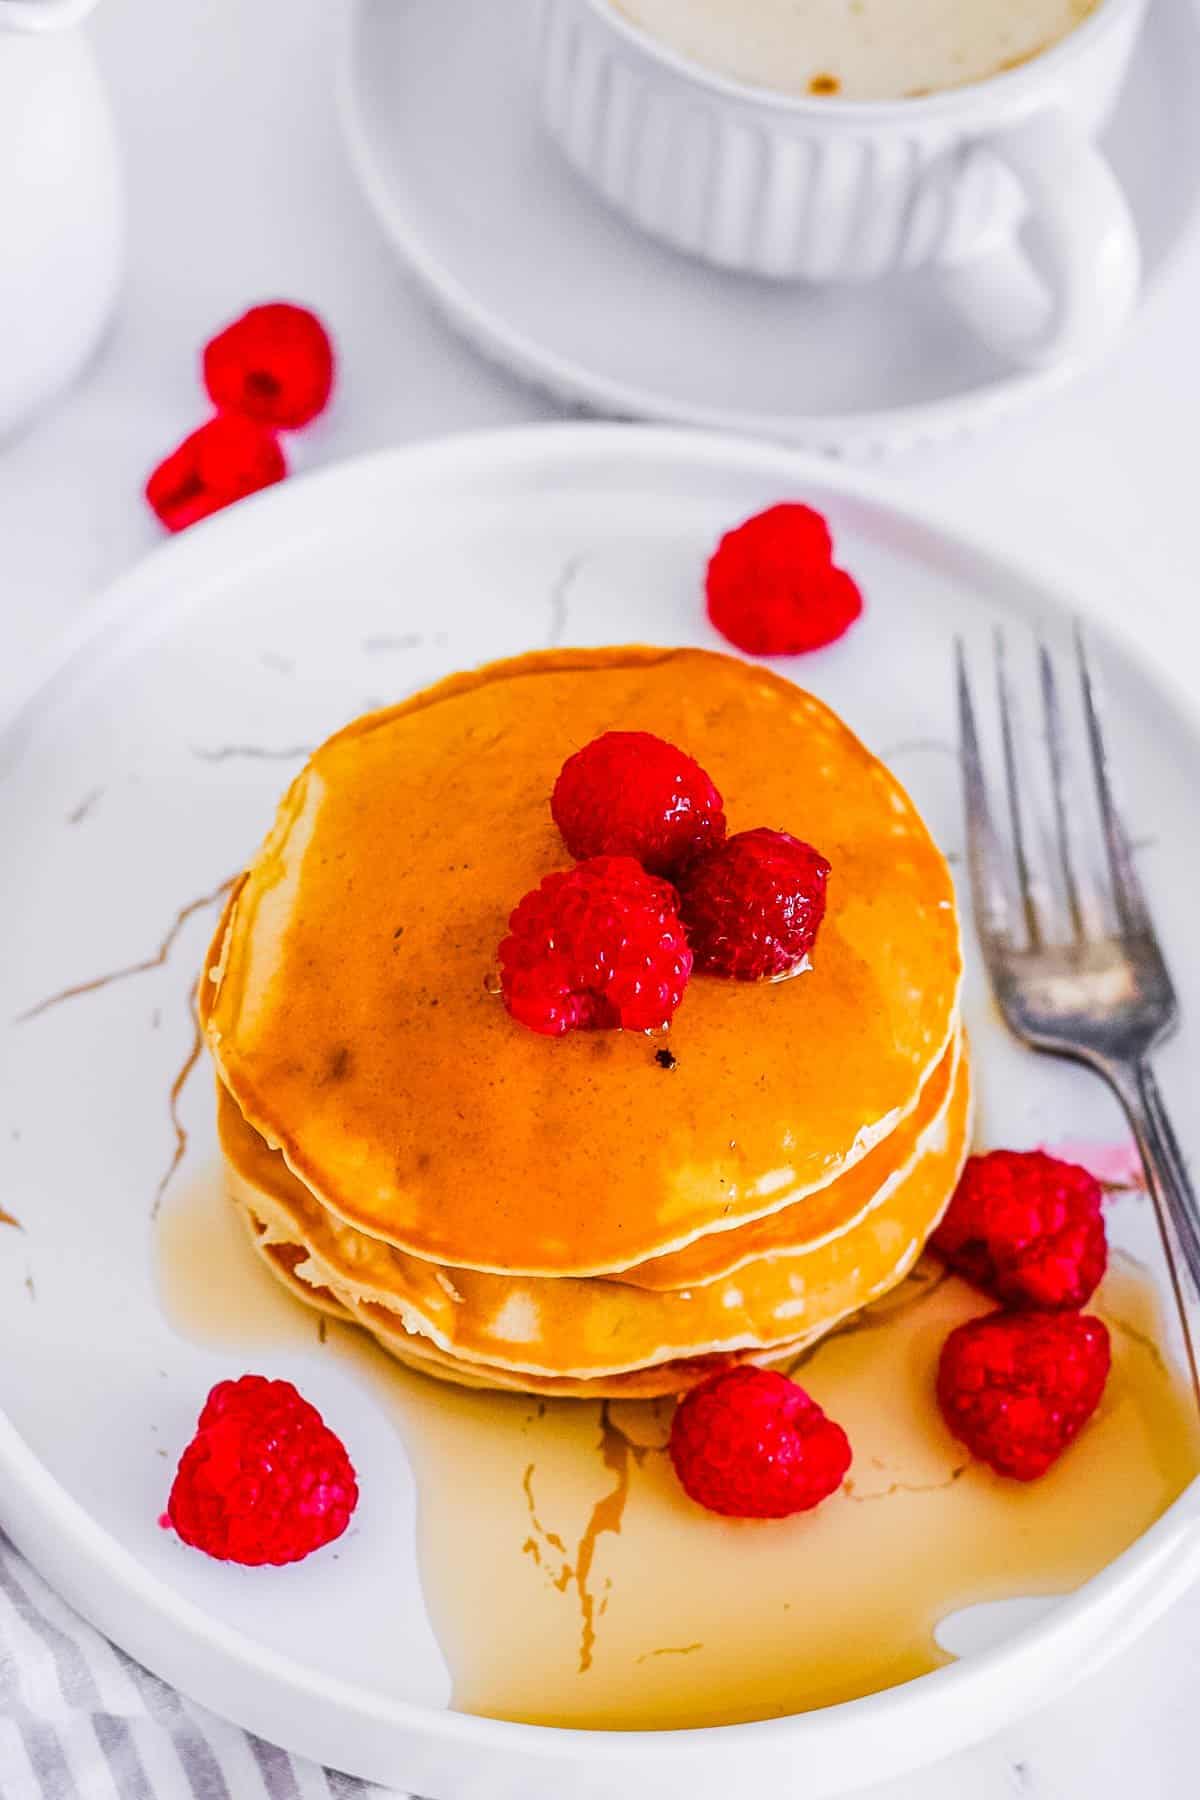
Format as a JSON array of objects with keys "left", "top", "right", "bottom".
[
  {"left": 536, "top": 0, "right": 1147, "bottom": 370},
  {"left": 0, "top": 0, "right": 123, "bottom": 439}
]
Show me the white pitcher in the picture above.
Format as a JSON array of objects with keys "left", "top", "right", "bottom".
[{"left": 0, "top": 0, "right": 122, "bottom": 439}]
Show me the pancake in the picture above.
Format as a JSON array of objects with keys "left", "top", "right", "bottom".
[
  {"left": 221, "top": 1045, "right": 970, "bottom": 1381},
  {"left": 202, "top": 648, "right": 961, "bottom": 1277},
  {"left": 613, "top": 1031, "right": 961, "bottom": 1291},
  {"left": 244, "top": 1223, "right": 792, "bottom": 1398},
  {"left": 239, "top": 1047, "right": 967, "bottom": 1398}
]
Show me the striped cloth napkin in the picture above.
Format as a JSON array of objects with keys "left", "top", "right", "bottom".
[{"left": 0, "top": 1531, "right": 404, "bottom": 1800}]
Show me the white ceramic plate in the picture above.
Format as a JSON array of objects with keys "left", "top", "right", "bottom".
[
  {"left": 2, "top": 425, "right": 1199, "bottom": 1799},
  {"left": 339, "top": 0, "right": 1200, "bottom": 457}
]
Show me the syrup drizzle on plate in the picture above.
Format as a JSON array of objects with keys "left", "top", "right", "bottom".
[{"left": 159, "top": 1170, "right": 1200, "bottom": 1729}]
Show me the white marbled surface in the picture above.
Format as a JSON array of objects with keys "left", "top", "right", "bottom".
[{"left": 2, "top": 0, "right": 1198, "bottom": 1794}]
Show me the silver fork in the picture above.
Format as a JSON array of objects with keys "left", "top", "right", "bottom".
[{"left": 956, "top": 626, "right": 1200, "bottom": 1392}]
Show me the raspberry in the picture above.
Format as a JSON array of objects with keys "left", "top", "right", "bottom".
[
  {"left": 203, "top": 302, "right": 335, "bottom": 429},
  {"left": 937, "top": 1310, "right": 1111, "bottom": 1481},
  {"left": 551, "top": 731, "right": 727, "bottom": 878},
  {"left": 499, "top": 855, "right": 692, "bottom": 1037},
  {"left": 706, "top": 503, "right": 863, "bottom": 656},
  {"left": 933, "top": 1151, "right": 1107, "bottom": 1311},
  {"left": 145, "top": 413, "right": 286, "bottom": 533},
  {"left": 679, "top": 828, "right": 830, "bottom": 980},
  {"left": 669, "top": 1367, "right": 851, "bottom": 1518},
  {"left": 166, "top": 1375, "right": 358, "bottom": 1565}
]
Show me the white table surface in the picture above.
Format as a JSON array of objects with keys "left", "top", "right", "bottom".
[{"left": 3, "top": 0, "right": 1197, "bottom": 1794}]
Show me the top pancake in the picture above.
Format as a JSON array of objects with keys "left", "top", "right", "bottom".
[{"left": 202, "top": 647, "right": 960, "bottom": 1275}]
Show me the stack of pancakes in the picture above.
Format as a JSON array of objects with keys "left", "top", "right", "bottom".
[{"left": 201, "top": 648, "right": 967, "bottom": 1398}]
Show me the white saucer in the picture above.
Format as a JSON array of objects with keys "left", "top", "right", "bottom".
[
  {"left": 2, "top": 424, "right": 1200, "bottom": 1797},
  {"left": 339, "top": 0, "right": 1200, "bottom": 457}
]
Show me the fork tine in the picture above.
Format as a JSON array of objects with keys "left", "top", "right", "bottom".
[
  {"left": 955, "top": 639, "right": 1013, "bottom": 948},
  {"left": 1038, "top": 641, "right": 1086, "bottom": 940},
  {"left": 1075, "top": 624, "right": 1151, "bottom": 936},
  {"left": 994, "top": 629, "right": 1043, "bottom": 950}
]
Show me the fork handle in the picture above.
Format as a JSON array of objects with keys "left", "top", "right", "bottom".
[{"left": 1108, "top": 1060, "right": 1200, "bottom": 1305}]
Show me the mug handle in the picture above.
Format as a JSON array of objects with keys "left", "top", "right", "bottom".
[{"left": 937, "top": 108, "right": 1140, "bottom": 371}]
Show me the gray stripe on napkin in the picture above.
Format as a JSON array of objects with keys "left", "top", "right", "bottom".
[
  {"left": 92, "top": 1712, "right": 157, "bottom": 1800},
  {"left": 0, "top": 1552, "right": 103, "bottom": 1712},
  {"left": 108, "top": 1646, "right": 233, "bottom": 1800},
  {"left": 249, "top": 1735, "right": 303, "bottom": 1800},
  {"left": 14, "top": 1717, "right": 73, "bottom": 1800},
  {"left": 324, "top": 1770, "right": 372, "bottom": 1798}
]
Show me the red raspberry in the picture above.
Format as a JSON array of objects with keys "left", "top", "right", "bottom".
[
  {"left": 679, "top": 828, "right": 830, "bottom": 980},
  {"left": 166, "top": 1375, "right": 358, "bottom": 1565},
  {"left": 203, "top": 302, "right": 335, "bottom": 430},
  {"left": 499, "top": 856, "right": 692, "bottom": 1037},
  {"left": 706, "top": 503, "right": 863, "bottom": 656},
  {"left": 551, "top": 731, "right": 726, "bottom": 878},
  {"left": 145, "top": 413, "right": 286, "bottom": 533},
  {"left": 937, "top": 1310, "right": 1111, "bottom": 1481},
  {"left": 669, "top": 1367, "right": 851, "bottom": 1518},
  {"left": 933, "top": 1151, "right": 1107, "bottom": 1311}
]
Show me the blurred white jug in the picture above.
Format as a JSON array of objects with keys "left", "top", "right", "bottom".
[{"left": 0, "top": 0, "right": 122, "bottom": 438}]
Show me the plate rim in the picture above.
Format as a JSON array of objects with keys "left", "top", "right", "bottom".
[
  {"left": 4, "top": 420, "right": 1200, "bottom": 1765},
  {"left": 336, "top": 0, "right": 1200, "bottom": 456}
]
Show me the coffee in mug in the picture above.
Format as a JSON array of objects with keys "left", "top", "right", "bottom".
[{"left": 608, "top": 0, "right": 1101, "bottom": 101}]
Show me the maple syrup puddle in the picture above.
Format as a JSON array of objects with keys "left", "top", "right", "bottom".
[{"left": 158, "top": 1170, "right": 1200, "bottom": 1730}]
